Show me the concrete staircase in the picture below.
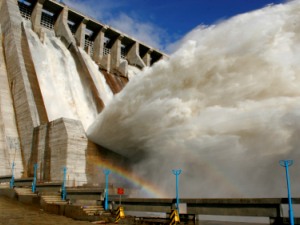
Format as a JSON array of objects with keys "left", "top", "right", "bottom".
[
  {"left": 14, "top": 187, "right": 36, "bottom": 196},
  {"left": 0, "top": 183, "right": 10, "bottom": 189},
  {"left": 41, "top": 194, "right": 68, "bottom": 205},
  {"left": 81, "top": 205, "right": 105, "bottom": 216}
]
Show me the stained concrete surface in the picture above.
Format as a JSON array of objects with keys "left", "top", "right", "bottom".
[{"left": 0, "top": 196, "right": 93, "bottom": 225}]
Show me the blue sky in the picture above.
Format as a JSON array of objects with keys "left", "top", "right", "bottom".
[{"left": 63, "top": 0, "right": 286, "bottom": 53}]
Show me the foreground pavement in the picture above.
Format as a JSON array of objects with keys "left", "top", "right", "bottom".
[{"left": 0, "top": 196, "right": 94, "bottom": 225}]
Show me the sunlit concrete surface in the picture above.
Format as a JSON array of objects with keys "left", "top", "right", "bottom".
[{"left": 0, "top": 196, "right": 93, "bottom": 225}]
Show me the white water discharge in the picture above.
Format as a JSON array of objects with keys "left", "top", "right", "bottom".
[
  {"left": 127, "top": 65, "right": 142, "bottom": 80},
  {"left": 79, "top": 48, "right": 113, "bottom": 105},
  {"left": 88, "top": 1, "right": 300, "bottom": 198},
  {"left": 26, "top": 23, "right": 111, "bottom": 130}
]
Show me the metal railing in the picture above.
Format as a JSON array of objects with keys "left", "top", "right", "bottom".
[
  {"left": 67, "top": 22, "right": 76, "bottom": 35},
  {"left": 18, "top": 1, "right": 32, "bottom": 20},
  {"left": 103, "top": 47, "right": 111, "bottom": 55},
  {"left": 40, "top": 12, "right": 55, "bottom": 30},
  {"left": 121, "top": 47, "right": 126, "bottom": 59},
  {"left": 84, "top": 39, "right": 94, "bottom": 56}
]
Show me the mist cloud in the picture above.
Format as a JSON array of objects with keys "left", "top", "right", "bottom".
[{"left": 88, "top": 1, "right": 300, "bottom": 198}]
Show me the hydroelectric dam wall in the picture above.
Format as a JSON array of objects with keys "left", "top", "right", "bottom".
[{"left": 0, "top": 0, "right": 166, "bottom": 186}]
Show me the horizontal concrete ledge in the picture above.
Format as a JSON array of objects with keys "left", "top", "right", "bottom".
[
  {"left": 112, "top": 198, "right": 300, "bottom": 218},
  {"left": 15, "top": 178, "right": 34, "bottom": 182},
  {"left": 14, "top": 178, "right": 34, "bottom": 187},
  {"left": 36, "top": 182, "right": 62, "bottom": 187},
  {"left": 118, "top": 197, "right": 300, "bottom": 204},
  {"left": 36, "top": 183, "right": 62, "bottom": 194},
  {"left": 0, "top": 175, "right": 12, "bottom": 183},
  {"left": 66, "top": 187, "right": 104, "bottom": 193},
  {"left": 66, "top": 188, "right": 103, "bottom": 194}
]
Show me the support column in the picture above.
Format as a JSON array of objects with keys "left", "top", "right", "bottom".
[
  {"left": 0, "top": 25, "right": 22, "bottom": 177},
  {"left": 111, "top": 35, "right": 128, "bottom": 75},
  {"left": 127, "top": 42, "right": 146, "bottom": 68},
  {"left": 54, "top": 6, "right": 76, "bottom": 48},
  {"left": 0, "top": 0, "right": 42, "bottom": 177},
  {"left": 93, "top": 26, "right": 107, "bottom": 64},
  {"left": 111, "top": 35, "right": 122, "bottom": 71},
  {"left": 142, "top": 49, "right": 152, "bottom": 67},
  {"left": 30, "top": 1, "right": 42, "bottom": 35},
  {"left": 75, "top": 20, "right": 86, "bottom": 48}
]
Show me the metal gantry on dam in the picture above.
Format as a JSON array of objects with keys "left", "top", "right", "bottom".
[{"left": 18, "top": 0, "right": 166, "bottom": 75}]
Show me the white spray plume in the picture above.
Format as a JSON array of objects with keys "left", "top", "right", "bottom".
[{"left": 88, "top": 1, "right": 300, "bottom": 197}]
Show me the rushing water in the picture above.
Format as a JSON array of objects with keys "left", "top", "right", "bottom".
[
  {"left": 88, "top": 1, "right": 300, "bottom": 198},
  {"left": 26, "top": 22, "right": 112, "bottom": 130}
]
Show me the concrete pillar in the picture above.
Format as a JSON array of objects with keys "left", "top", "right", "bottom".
[
  {"left": 111, "top": 35, "right": 123, "bottom": 73},
  {"left": 75, "top": 20, "right": 86, "bottom": 48},
  {"left": 51, "top": 118, "right": 87, "bottom": 184},
  {"left": 142, "top": 49, "right": 152, "bottom": 67},
  {"left": 0, "top": 25, "right": 22, "bottom": 177},
  {"left": 85, "top": 44, "right": 92, "bottom": 55},
  {"left": 54, "top": 6, "right": 76, "bottom": 48},
  {"left": 30, "top": 1, "right": 42, "bottom": 35},
  {"left": 0, "top": 0, "right": 41, "bottom": 177},
  {"left": 92, "top": 26, "right": 107, "bottom": 64},
  {"left": 99, "top": 53, "right": 111, "bottom": 72},
  {"left": 127, "top": 42, "right": 146, "bottom": 68},
  {"left": 31, "top": 118, "right": 88, "bottom": 183}
]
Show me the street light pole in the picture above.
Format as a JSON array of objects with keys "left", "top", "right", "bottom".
[
  {"left": 172, "top": 169, "right": 182, "bottom": 213},
  {"left": 103, "top": 169, "right": 111, "bottom": 210},
  {"left": 10, "top": 162, "right": 15, "bottom": 189},
  {"left": 61, "top": 167, "right": 67, "bottom": 200},
  {"left": 32, "top": 163, "right": 38, "bottom": 193},
  {"left": 280, "top": 160, "right": 294, "bottom": 225}
]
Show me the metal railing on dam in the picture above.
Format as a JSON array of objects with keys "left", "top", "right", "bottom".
[{"left": 17, "top": 0, "right": 167, "bottom": 70}]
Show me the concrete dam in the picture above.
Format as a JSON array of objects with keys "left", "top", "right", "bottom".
[
  {"left": 2, "top": 0, "right": 300, "bottom": 200},
  {"left": 0, "top": 0, "right": 166, "bottom": 189}
]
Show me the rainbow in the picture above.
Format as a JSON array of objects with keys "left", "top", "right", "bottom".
[
  {"left": 86, "top": 150, "right": 243, "bottom": 198},
  {"left": 91, "top": 159, "right": 167, "bottom": 198}
]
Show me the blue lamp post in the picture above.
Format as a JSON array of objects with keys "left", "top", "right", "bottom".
[
  {"left": 103, "top": 169, "right": 111, "bottom": 210},
  {"left": 32, "top": 163, "right": 38, "bottom": 193},
  {"left": 280, "top": 160, "right": 294, "bottom": 225},
  {"left": 172, "top": 169, "right": 182, "bottom": 213},
  {"left": 61, "top": 167, "right": 67, "bottom": 200},
  {"left": 10, "top": 162, "right": 15, "bottom": 189}
]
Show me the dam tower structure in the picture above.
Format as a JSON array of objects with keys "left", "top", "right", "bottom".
[{"left": 0, "top": 0, "right": 166, "bottom": 186}]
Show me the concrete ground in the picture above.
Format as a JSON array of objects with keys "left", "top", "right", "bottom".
[
  {"left": 0, "top": 195, "right": 269, "bottom": 225},
  {"left": 0, "top": 196, "right": 96, "bottom": 225}
]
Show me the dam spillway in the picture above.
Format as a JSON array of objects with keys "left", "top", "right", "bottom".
[
  {"left": 2, "top": 0, "right": 300, "bottom": 199},
  {"left": 0, "top": 0, "right": 166, "bottom": 189}
]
